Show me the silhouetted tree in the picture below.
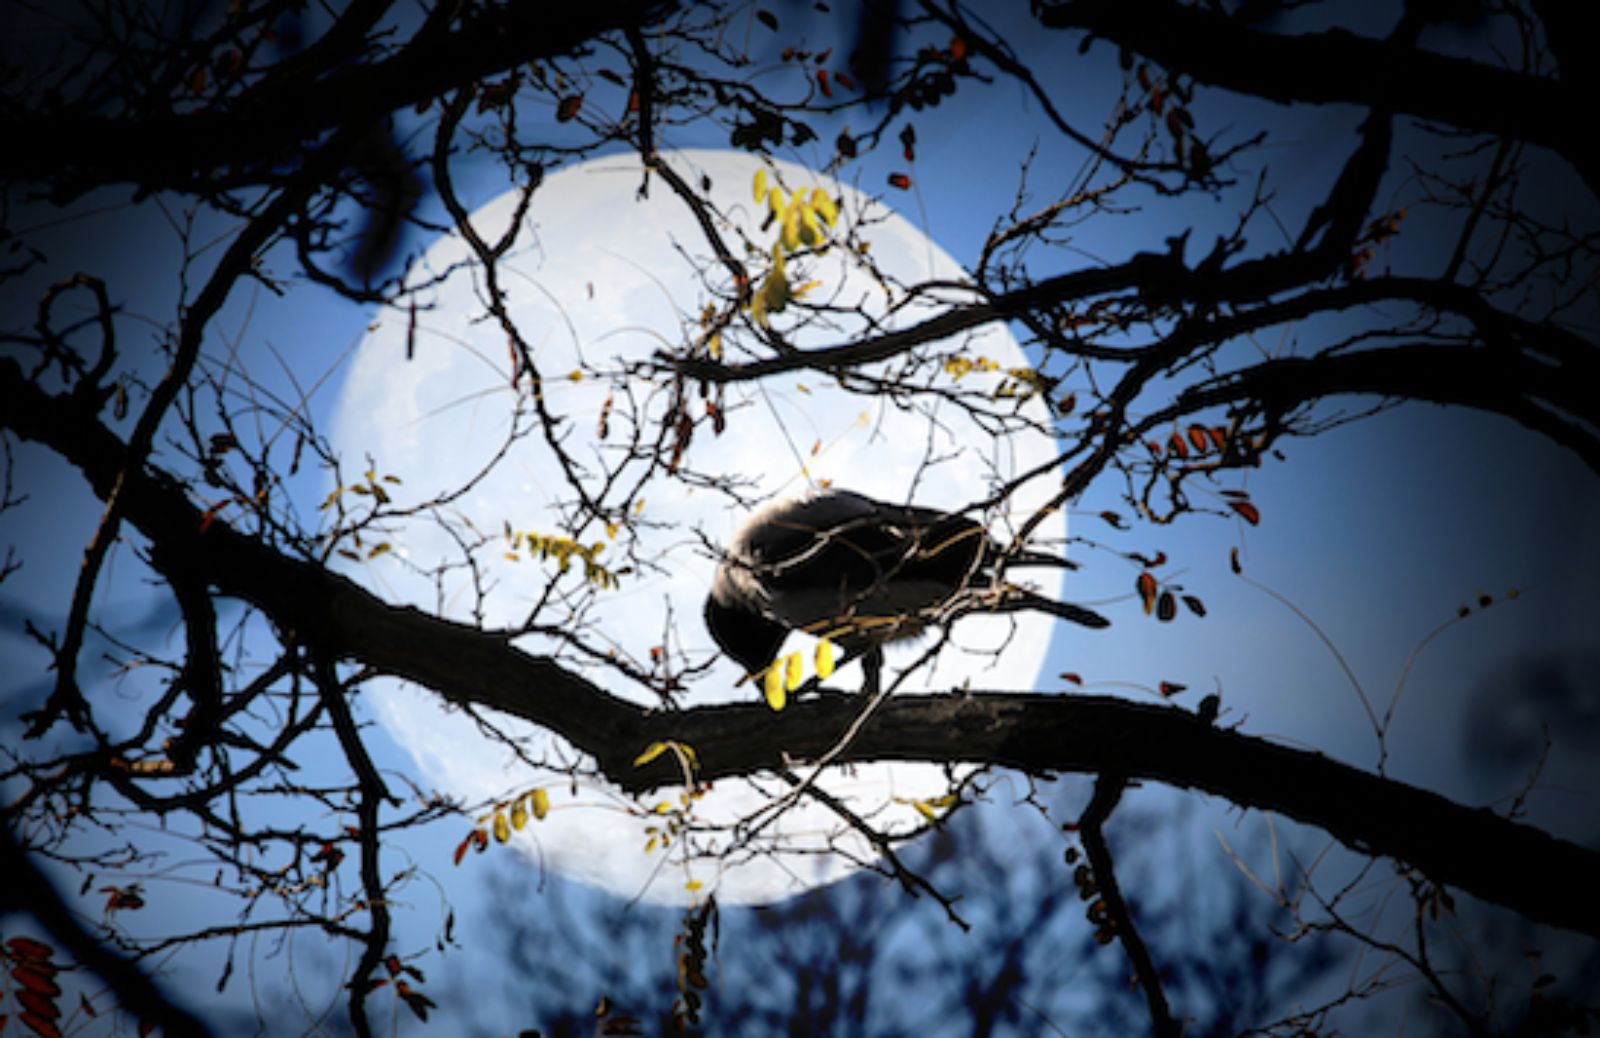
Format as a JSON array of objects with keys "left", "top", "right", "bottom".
[{"left": 2, "top": 2, "right": 1596, "bottom": 1035}]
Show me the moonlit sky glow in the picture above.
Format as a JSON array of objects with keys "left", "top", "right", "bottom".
[{"left": 332, "top": 149, "right": 1069, "bottom": 903}]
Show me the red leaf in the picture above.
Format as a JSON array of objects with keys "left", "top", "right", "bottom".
[
  {"left": 16, "top": 988, "right": 60, "bottom": 1021},
  {"left": 1156, "top": 591, "right": 1177, "bottom": 622},
  {"left": 20, "top": 1010, "right": 64, "bottom": 1038},
  {"left": 1158, "top": 681, "right": 1187, "bottom": 697},
  {"left": 1168, "top": 432, "right": 1189, "bottom": 459},
  {"left": 1061, "top": 672, "right": 1083, "bottom": 685},
  {"left": 6, "top": 937, "right": 53, "bottom": 962},
  {"left": 1208, "top": 426, "right": 1228, "bottom": 452},
  {"left": 13, "top": 964, "right": 63, "bottom": 998},
  {"left": 816, "top": 68, "right": 832, "bottom": 97},
  {"left": 949, "top": 35, "right": 969, "bottom": 61},
  {"left": 887, "top": 172, "right": 912, "bottom": 190},
  {"left": 1228, "top": 500, "right": 1261, "bottom": 525},
  {"left": 556, "top": 94, "right": 583, "bottom": 122},
  {"left": 1187, "top": 424, "right": 1210, "bottom": 453}
]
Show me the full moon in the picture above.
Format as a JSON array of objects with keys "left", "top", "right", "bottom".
[{"left": 331, "top": 148, "right": 1067, "bottom": 904}]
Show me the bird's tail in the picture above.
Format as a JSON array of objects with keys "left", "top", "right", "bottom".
[
  {"left": 947, "top": 585, "right": 1110, "bottom": 628},
  {"left": 991, "top": 545, "right": 1080, "bottom": 571}
]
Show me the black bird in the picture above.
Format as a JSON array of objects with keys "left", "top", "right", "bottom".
[{"left": 703, "top": 488, "right": 1109, "bottom": 692}]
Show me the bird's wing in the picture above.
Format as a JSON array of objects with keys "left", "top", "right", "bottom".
[{"left": 742, "top": 491, "right": 988, "bottom": 598}]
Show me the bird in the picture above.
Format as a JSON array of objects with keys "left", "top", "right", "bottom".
[{"left": 703, "top": 487, "right": 1109, "bottom": 695}]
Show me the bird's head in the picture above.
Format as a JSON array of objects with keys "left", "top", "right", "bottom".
[{"left": 703, "top": 592, "right": 790, "bottom": 678}]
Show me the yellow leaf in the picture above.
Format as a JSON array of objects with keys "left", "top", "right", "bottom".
[
  {"left": 493, "top": 810, "right": 510, "bottom": 843},
  {"left": 815, "top": 639, "right": 836, "bottom": 679},
  {"left": 767, "top": 185, "right": 785, "bottom": 215},
  {"left": 784, "top": 650, "right": 804, "bottom": 691},
  {"left": 763, "top": 665, "right": 787, "bottom": 711},
  {"left": 800, "top": 205, "right": 823, "bottom": 245},
  {"left": 811, "top": 188, "right": 838, "bottom": 225},
  {"left": 566, "top": 369, "right": 584, "bottom": 382},
  {"left": 634, "top": 742, "right": 669, "bottom": 767},
  {"left": 685, "top": 879, "right": 704, "bottom": 892},
  {"left": 531, "top": 788, "right": 550, "bottom": 820},
  {"left": 752, "top": 167, "right": 768, "bottom": 203},
  {"left": 510, "top": 797, "right": 528, "bottom": 830}
]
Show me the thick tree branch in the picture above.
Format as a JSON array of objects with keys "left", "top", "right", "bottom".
[
  {"left": 4, "top": 357, "right": 1598, "bottom": 941},
  {"left": 2, "top": 2, "right": 674, "bottom": 199},
  {"left": 1080, "top": 775, "right": 1178, "bottom": 1038},
  {"left": 1032, "top": 0, "right": 1597, "bottom": 195}
]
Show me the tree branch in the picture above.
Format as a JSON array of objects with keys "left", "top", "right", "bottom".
[
  {"left": 4, "top": 357, "right": 1598, "bottom": 941},
  {"left": 3, "top": 2, "right": 675, "bottom": 199},
  {"left": 1032, "top": 0, "right": 1596, "bottom": 195}
]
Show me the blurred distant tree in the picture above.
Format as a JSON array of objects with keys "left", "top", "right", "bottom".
[{"left": 1, "top": 1, "right": 1596, "bottom": 1036}]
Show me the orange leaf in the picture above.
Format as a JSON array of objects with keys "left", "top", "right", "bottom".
[
  {"left": 1168, "top": 432, "right": 1189, "bottom": 459},
  {"left": 887, "top": 172, "right": 912, "bottom": 190},
  {"left": 1136, "top": 572, "right": 1158, "bottom": 615},
  {"left": 1187, "top": 424, "right": 1210, "bottom": 453},
  {"left": 556, "top": 94, "right": 583, "bottom": 122}
]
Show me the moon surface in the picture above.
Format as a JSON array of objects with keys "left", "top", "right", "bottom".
[{"left": 331, "top": 148, "right": 1067, "bottom": 904}]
